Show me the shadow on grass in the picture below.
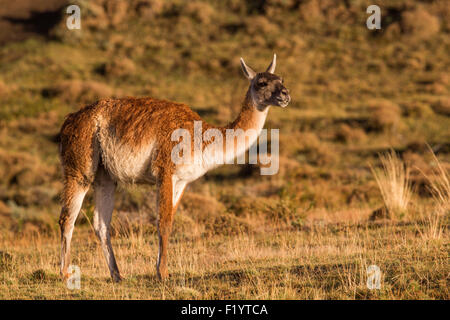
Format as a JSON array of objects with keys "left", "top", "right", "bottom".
[{"left": 133, "top": 261, "right": 359, "bottom": 288}]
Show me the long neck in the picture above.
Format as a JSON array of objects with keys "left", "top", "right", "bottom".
[
  {"left": 225, "top": 90, "right": 269, "bottom": 133},
  {"left": 202, "top": 90, "right": 269, "bottom": 167}
]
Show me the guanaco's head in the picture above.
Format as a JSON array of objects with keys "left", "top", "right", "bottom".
[{"left": 240, "top": 54, "right": 290, "bottom": 110}]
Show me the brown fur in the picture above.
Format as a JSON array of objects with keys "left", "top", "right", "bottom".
[{"left": 58, "top": 56, "right": 290, "bottom": 282}]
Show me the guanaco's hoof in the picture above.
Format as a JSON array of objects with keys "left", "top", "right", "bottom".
[
  {"left": 157, "top": 270, "right": 169, "bottom": 280},
  {"left": 111, "top": 273, "right": 123, "bottom": 283},
  {"left": 61, "top": 273, "right": 70, "bottom": 282}
]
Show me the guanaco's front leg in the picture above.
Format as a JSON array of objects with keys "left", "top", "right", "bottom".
[
  {"left": 156, "top": 173, "right": 187, "bottom": 279},
  {"left": 156, "top": 173, "right": 175, "bottom": 280}
]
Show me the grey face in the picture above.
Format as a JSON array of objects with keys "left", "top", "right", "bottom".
[
  {"left": 240, "top": 54, "right": 291, "bottom": 110},
  {"left": 250, "top": 72, "right": 290, "bottom": 108}
]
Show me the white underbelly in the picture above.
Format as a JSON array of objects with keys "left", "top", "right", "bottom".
[
  {"left": 173, "top": 163, "right": 207, "bottom": 182},
  {"left": 100, "top": 138, "right": 156, "bottom": 183}
]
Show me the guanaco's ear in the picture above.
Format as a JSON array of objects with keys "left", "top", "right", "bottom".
[
  {"left": 240, "top": 57, "right": 256, "bottom": 80},
  {"left": 266, "top": 53, "right": 276, "bottom": 74}
]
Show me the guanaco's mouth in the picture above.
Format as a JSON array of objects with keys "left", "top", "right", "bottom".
[{"left": 277, "top": 96, "right": 290, "bottom": 108}]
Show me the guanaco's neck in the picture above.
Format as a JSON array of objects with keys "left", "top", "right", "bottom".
[
  {"left": 201, "top": 89, "right": 269, "bottom": 168},
  {"left": 224, "top": 90, "right": 269, "bottom": 133}
]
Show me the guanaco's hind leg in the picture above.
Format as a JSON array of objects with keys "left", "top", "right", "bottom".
[
  {"left": 156, "top": 174, "right": 186, "bottom": 280},
  {"left": 93, "top": 166, "right": 121, "bottom": 282},
  {"left": 59, "top": 179, "right": 89, "bottom": 280}
]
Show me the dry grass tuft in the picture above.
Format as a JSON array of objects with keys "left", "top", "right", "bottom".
[
  {"left": 0, "top": 251, "right": 13, "bottom": 272},
  {"left": 401, "top": 102, "right": 433, "bottom": 118},
  {"left": 246, "top": 16, "right": 279, "bottom": 36},
  {"left": 371, "top": 150, "right": 413, "bottom": 219},
  {"left": 206, "top": 213, "right": 251, "bottom": 236},
  {"left": 298, "top": 0, "right": 324, "bottom": 24},
  {"left": 105, "top": 1, "right": 130, "bottom": 27},
  {"left": 295, "top": 132, "right": 337, "bottom": 166},
  {"left": 185, "top": 1, "right": 216, "bottom": 24},
  {"left": 43, "top": 80, "right": 114, "bottom": 104},
  {"left": 422, "top": 148, "right": 450, "bottom": 215},
  {"left": 0, "top": 150, "right": 37, "bottom": 184},
  {"left": 180, "top": 193, "right": 226, "bottom": 222},
  {"left": 431, "top": 97, "right": 450, "bottom": 116},
  {"left": 368, "top": 100, "right": 401, "bottom": 132},
  {"left": 97, "top": 57, "right": 136, "bottom": 78},
  {"left": 0, "top": 79, "right": 10, "bottom": 96},
  {"left": 334, "top": 124, "right": 367, "bottom": 143},
  {"left": 136, "top": 0, "right": 165, "bottom": 19},
  {"left": 415, "top": 148, "right": 449, "bottom": 239},
  {"left": 401, "top": 8, "right": 441, "bottom": 39}
]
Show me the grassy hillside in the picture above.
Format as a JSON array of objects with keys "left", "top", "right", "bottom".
[{"left": 0, "top": 0, "right": 449, "bottom": 299}]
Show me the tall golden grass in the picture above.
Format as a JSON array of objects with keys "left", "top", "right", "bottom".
[
  {"left": 415, "top": 147, "right": 449, "bottom": 239},
  {"left": 371, "top": 150, "right": 413, "bottom": 219},
  {"left": 425, "top": 148, "right": 450, "bottom": 214},
  {"left": 1, "top": 215, "right": 448, "bottom": 299}
]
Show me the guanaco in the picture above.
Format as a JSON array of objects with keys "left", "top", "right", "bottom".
[{"left": 58, "top": 54, "right": 290, "bottom": 282}]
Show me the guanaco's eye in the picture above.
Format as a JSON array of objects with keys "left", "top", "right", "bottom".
[{"left": 258, "top": 80, "right": 268, "bottom": 87}]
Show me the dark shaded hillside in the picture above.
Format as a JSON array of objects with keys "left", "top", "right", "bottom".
[{"left": 0, "top": 0, "right": 68, "bottom": 44}]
